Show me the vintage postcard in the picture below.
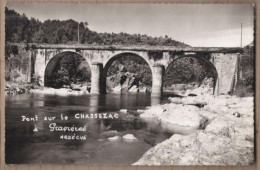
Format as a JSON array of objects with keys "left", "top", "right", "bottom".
[{"left": 4, "top": 2, "right": 255, "bottom": 165}]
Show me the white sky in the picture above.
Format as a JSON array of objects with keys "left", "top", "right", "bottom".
[{"left": 6, "top": 3, "right": 255, "bottom": 47}]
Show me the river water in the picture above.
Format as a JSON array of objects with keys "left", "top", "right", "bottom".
[{"left": 5, "top": 92, "right": 172, "bottom": 164}]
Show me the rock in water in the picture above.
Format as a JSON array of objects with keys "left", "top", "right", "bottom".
[
  {"left": 137, "top": 109, "right": 145, "bottom": 113},
  {"left": 120, "top": 109, "right": 128, "bottom": 113},
  {"left": 112, "top": 85, "right": 122, "bottom": 92},
  {"left": 107, "top": 70, "right": 148, "bottom": 93},
  {"left": 121, "top": 76, "right": 130, "bottom": 91},
  {"left": 122, "top": 134, "right": 138, "bottom": 142},
  {"left": 108, "top": 136, "right": 121, "bottom": 141},
  {"left": 139, "top": 87, "right": 147, "bottom": 92},
  {"left": 141, "top": 106, "right": 164, "bottom": 117},
  {"left": 62, "top": 85, "right": 70, "bottom": 88},
  {"left": 128, "top": 85, "right": 139, "bottom": 92},
  {"left": 128, "top": 77, "right": 135, "bottom": 87},
  {"left": 70, "top": 84, "right": 81, "bottom": 91},
  {"left": 140, "top": 104, "right": 206, "bottom": 134}
]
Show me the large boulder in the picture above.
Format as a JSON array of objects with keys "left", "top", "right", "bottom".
[
  {"left": 128, "top": 85, "right": 139, "bottom": 92},
  {"left": 108, "top": 136, "right": 121, "bottom": 141},
  {"left": 205, "top": 114, "right": 236, "bottom": 137},
  {"left": 122, "top": 134, "right": 138, "bottom": 142},
  {"left": 112, "top": 85, "right": 122, "bottom": 92},
  {"left": 205, "top": 97, "right": 254, "bottom": 145},
  {"left": 70, "top": 84, "right": 81, "bottom": 91},
  {"left": 140, "top": 104, "right": 210, "bottom": 135},
  {"left": 121, "top": 76, "right": 130, "bottom": 92},
  {"left": 134, "top": 131, "right": 254, "bottom": 165},
  {"left": 135, "top": 96, "right": 254, "bottom": 166},
  {"left": 107, "top": 70, "right": 149, "bottom": 93},
  {"left": 139, "top": 87, "right": 147, "bottom": 93}
]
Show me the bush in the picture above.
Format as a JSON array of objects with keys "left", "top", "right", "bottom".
[{"left": 234, "top": 84, "right": 254, "bottom": 97}]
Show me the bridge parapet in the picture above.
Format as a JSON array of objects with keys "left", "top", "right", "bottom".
[{"left": 7, "top": 43, "right": 243, "bottom": 53}]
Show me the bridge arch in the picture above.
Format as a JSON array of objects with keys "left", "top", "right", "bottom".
[
  {"left": 44, "top": 51, "right": 91, "bottom": 87},
  {"left": 100, "top": 52, "right": 153, "bottom": 93},
  {"left": 164, "top": 54, "right": 218, "bottom": 95}
]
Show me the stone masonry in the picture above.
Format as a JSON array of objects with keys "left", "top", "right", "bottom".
[{"left": 6, "top": 43, "right": 242, "bottom": 96}]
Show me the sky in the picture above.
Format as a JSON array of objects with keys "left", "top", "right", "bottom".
[{"left": 6, "top": 3, "right": 255, "bottom": 47}]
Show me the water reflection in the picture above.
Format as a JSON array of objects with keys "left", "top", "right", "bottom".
[
  {"left": 151, "top": 96, "right": 161, "bottom": 106},
  {"left": 89, "top": 94, "right": 99, "bottom": 113},
  {"left": 5, "top": 92, "right": 171, "bottom": 164}
]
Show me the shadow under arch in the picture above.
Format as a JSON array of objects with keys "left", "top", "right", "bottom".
[
  {"left": 44, "top": 51, "right": 91, "bottom": 87},
  {"left": 164, "top": 55, "right": 218, "bottom": 95},
  {"left": 101, "top": 52, "right": 153, "bottom": 94}
]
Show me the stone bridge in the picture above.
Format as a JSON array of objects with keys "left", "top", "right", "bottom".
[{"left": 13, "top": 43, "right": 242, "bottom": 96}]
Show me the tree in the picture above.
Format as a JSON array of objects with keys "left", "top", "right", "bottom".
[
  {"left": 45, "top": 54, "right": 91, "bottom": 88},
  {"left": 164, "top": 57, "right": 214, "bottom": 87},
  {"left": 5, "top": 7, "right": 190, "bottom": 47}
]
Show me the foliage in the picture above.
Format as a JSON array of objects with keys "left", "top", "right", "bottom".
[
  {"left": 107, "top": 55, "right": 152, "bottom": 85},
  {"left": 5, "top": 45, "right": 31, "bottom": 82},
  {"left": 148, "top": 51, "right": 163, "bottom": 61},
  {"left": 233, "top": 42, "right": 255, "bottom": 96},
  {"left": 5, "top": 7, "right": 189, "bottom": 47},
  {"left": 45, "top": 54, "right": 91, "bottom": 88},
  {"left": 240, "top": 43, "right": 255, "bottom": 87},
  {"left": 164, "top": 57, "right": 214, "bottom": 87},
  {"left": 5, "top": 44, "right": 18, "bottom": 58}
]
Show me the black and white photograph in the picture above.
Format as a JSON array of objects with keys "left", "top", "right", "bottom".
[{"left": 4, "top": 3, "right": 255, "bottom": 165}]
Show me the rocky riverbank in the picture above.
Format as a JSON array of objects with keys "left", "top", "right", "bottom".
[
  {"left": 107, "top": 69, "right": 151, "bottom": 93},
  {"left": 134, "top": 95, "right": 254, "bottom": 165},
  {"left": 5, "top": 81, "right": 91, "bottom": 96},
  {"left": 30, "top": 87, "right": 90, "bottom": 95},
  {"left": 6, "top": 69, "right": 150, "bottom": 95},
  {"left": 165, "top": 77, "right": 214, "bottom": 97},
  {"left": 5, "top": 82, "right": 40, "bottom": 95}
]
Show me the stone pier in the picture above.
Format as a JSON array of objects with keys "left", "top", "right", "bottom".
[
  {"left": 91, "top": 62, "right": 103, "bottom": 94},
  {"left": 151, "top": 65, "right": 164, "bottom": 97},
  {"left": 211, "top": 53, "right": 239, "bottom": 95}
]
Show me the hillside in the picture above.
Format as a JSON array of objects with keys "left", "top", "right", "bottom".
[{"left": 5, "top": 7, "right": 190, "bottom": 47}]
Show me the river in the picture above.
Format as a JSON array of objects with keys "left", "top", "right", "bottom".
[{"left": 5, "top": 92, "right": 172, "bottom": 164}]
